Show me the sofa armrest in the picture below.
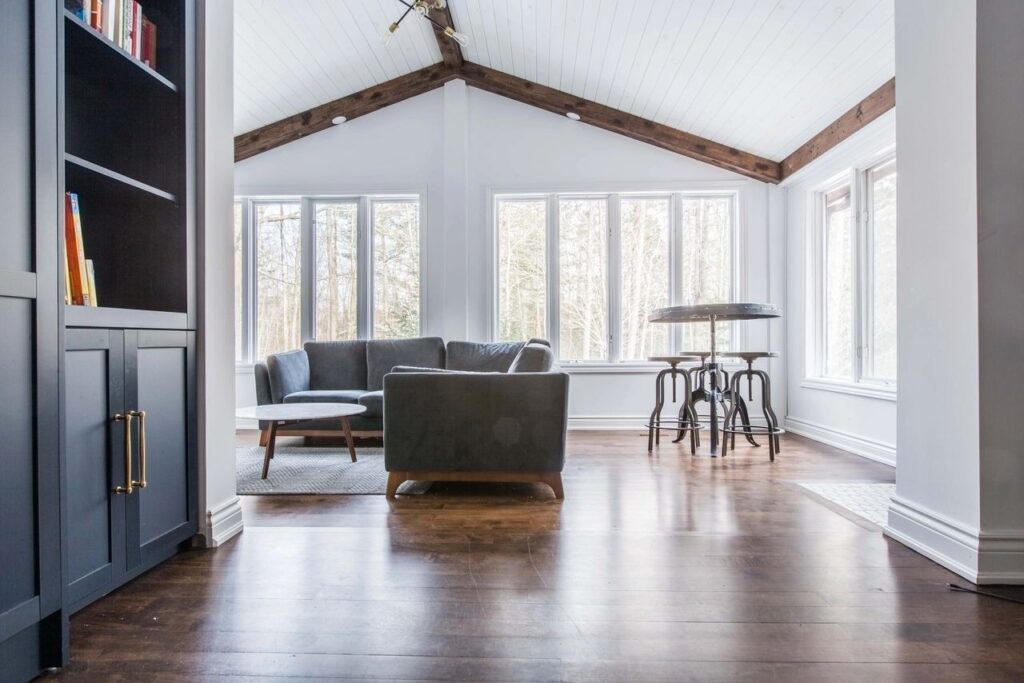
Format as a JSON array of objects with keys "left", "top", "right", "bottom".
[
  {"left": 383, "top": 371, "right": 569, "bottom": 473},
  {"left": 254, "top": 362, "right": 274, "bottom": 405},
  {"left": 266, "top": 349, "right": 310, "bottom": 403}
]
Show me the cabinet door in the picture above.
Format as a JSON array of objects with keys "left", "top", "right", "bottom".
[
  {"left": 0, "top": 0, "right": 62, "bottom": 678},
  {"left": 64, "top": 329, "right": 128, "bottom": 611},
  {"left": 125, "top": 330, "right": 197, "bottom": 571}
]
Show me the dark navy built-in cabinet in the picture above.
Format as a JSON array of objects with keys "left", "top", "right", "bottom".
[{"left": 1, "top": 1, "right": 198, "bottom": 680}]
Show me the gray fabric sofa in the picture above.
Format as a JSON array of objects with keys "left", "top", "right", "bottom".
[
  {"left": 254, "top": 339, "right": 567, "bottom": 500},
  {"left": 384, "top": 341, "right": 567, "bottom": 499}
]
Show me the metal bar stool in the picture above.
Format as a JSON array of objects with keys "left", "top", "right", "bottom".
[
  {"left": 676, "top": 351, "right": 759, "bottom": 448},
  {"left": 720, "top": 352, "right": 784, "bottom": 460},
  {"left": 647, "top": 356, "right": 702, "bottom": 454}
]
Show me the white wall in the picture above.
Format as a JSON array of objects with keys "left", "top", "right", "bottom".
[
  {"left": 885, "top": 0, "right": 1024, "bottom": 584},
  {"left": 196, "top": 0, "right": 242, "bottom": 546},
  {"left": 234, "top": 81, "right": 785, "bottom": 431},
  {"left": 781, "top": 112, "right": 898, "bottom": 465}
]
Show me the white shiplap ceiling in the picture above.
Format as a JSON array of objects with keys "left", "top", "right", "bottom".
[{"left": 234, "top": 0, "right": 894, "bottom": 161}]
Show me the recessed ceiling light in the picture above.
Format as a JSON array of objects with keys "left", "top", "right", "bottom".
[
  {"left": 565, "top": 112, "right": 581, "bottom": 121},
  {"left": 332, "top": 116, "right": 347, "bottom": 125}
]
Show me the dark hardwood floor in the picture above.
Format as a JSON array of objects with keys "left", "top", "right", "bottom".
[{"left": 51, "top": 432, "right": 1024, "bottom": 681}]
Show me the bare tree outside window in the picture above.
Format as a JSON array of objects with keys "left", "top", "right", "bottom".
[
  {"left": 234, "top": 201, "right": 244, "bottom": 362},
  {"left": 620, "top": 197, "right": 670, "bottom": 360},
  {"left": 255, "top": 202, "right": 302, "bottom": 359},
  {"left": 373, "top": 200, "right": 420, "bottom": 339},
  {"left": 558, "top": 198, "right": 608, "bottom": 361},
  {"left": 823, "top": 187, "right": 854, "bottom": 379},
  {"left": 314, "top": 202, "right": 358, "bottom": 341},
  {"left": 868, "top": 162, "right": 897, "bottom": 381},
  {"left": 497, "top": 198, "right": 547, "bottom": 341},
  {"left": 678, "top": 196, "right": 735, "bottom": 351}
]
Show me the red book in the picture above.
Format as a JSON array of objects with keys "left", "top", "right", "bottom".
[
  {"left": 90, "top": 0, "right": 103, "bottom": 30},
  {"left": 132, "top": 2, "right": 143, "bottom": 59},
  {"left": 141, "top": 17, "right": 157, "bottom": 68}
]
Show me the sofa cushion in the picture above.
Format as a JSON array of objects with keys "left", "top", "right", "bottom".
[
  {"left": 283, "top": 389, "right": 366, "bottom": 404},
  {"left": 267, "top": 350, "right": 310, "bottom": 403},
  {"left": 304, "top": 340, "right": 368, "bottom": 390},
  {"left": 509, "top": 343, "right": 556, "bottom": 373},
  {"left": 357, "top": 390, "right": 384, "bottom": 418},
  {"left": 446, "top": 340, "right": 525, "bottom": 372},
  {"left": 366, "top": 337, "right": 445, "bottom": 390}
]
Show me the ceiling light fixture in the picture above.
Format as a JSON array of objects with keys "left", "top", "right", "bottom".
[
  {"left": 566, "top": 112, "right": 581, "bottom": 121},
  {"left": 331, "top": 116, "right": 347, "bottom": 125},
  {"left": 383, "top": 0, "right": 469, "bottom": 47}
]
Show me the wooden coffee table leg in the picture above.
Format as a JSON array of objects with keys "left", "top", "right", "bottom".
[
  {"left": 261, "top": 421, "right": 278, "bottom": 479},
  {"left": 341, "top": 417, "right": 357, "bottom": 462}
]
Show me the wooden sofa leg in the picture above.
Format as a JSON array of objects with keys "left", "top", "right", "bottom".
[
  {"left": 258, "top": 429, "right": 269, "bottom": 447},
  {"left": 545, "top": 473, "right": 564, "bottom": 500},
  {"left": 386, "top": 472, "right": 404, "bottom": 499}
]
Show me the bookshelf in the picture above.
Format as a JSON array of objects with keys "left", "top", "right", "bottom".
[
  {"left": 58, "top": 0, "right": 199, "bottom": 627},
  {"left": 62, "top": 0, "right": 193, "bottom": 323}
]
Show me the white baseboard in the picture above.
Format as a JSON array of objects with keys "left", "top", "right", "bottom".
[
  {"left": 198, "top": 496, "right": 244, "bottom": 548},
  {"left": 885, "top": 495, "right": 1024, "bottom": 585},
  {"left": 784, "top": 415, "right": 896, "bottom": 466}
]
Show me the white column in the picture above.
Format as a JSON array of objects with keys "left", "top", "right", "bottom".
[
  {"left": 887, "top": 0, "right": 1024, "bottom": 583},
  {"left": 196, "top": 0, "right": 243, "bottom": 547}
]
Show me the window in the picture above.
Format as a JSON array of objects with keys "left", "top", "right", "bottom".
[
  {"left": 255, "top": 201, "right": 302, "bottom": 359},
  {"left": 235, "top": 195, "right": 421, "bottom": 364},
  {"left": 812, "top": 156, "right": 897, "bottom": 387},
  {"left": 314, "top": 201, "right": 358, "bottom": 341},
  {"left": 372, "top": 199, "right": 420, "bottom": 339},
  {"left": 494, "top": 191, "right": 738, "bottom": 363},
  {"left": 496, "top": 198, "right": 547, "bottom": 341}
]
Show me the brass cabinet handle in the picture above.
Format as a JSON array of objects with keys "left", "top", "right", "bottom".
[
  {"left": 129, "top": 410, "right": 147, "bottom": 489},
  {"left": 112, "top": 413, "right": 134, "bottom": 494}
]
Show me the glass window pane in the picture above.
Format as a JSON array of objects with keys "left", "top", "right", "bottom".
[
  {"left": 373, "top": 200, "right": 420, "bottom": 338},
  {"left": 558, "top": 197, "right": 608, "bottom": 361},
  {"left": 868, "top": 161, "right": 897, "bottom": 381},
  {"left": 823, "top": 187, "right": 853, "bottom": 379},
  {"left": 620, "top": 197, "right": 670, "bottom": 360},
  {"left": 678, "top": 196, "right": 734, "bottom": 351},
  {"left": 234, "top": 201, "right": 244, "bottom": 363},
  {"left": 255, "top": 202, "right": 302, "bottom": 359},
  {"left": 314, "top": 202, "right": 359, "bottom": 341},
  {"left": 497, "top": 198, "right": 547, "bottom": 341}
]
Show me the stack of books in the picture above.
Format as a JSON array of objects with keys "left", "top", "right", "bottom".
[
  {"left": 64, "top": 193, "right": 99, "bottom": 308},
  {"left": 67, "top": 0, "right": 158, "bottom": 68}
]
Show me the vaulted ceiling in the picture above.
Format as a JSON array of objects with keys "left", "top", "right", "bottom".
[{"left": 235, "top": 0, "right": 895, "bottom": 176}]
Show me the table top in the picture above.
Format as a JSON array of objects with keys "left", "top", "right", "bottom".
[
  {"left": 648, "top": 356, "right": 704, "bottom": 364},
  {"left": 649, "top": 303, "right": 781, "bottom": 323},
  {"left": 236, "top": 403, "right": 367, "bottom": 421},
  {"left": 719, "top": 351, "right": 780, "bottom": 360}
]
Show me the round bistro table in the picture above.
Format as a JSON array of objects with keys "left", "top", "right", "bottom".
[
  {"left": 236, "top": 403, "right": 368, "bottom": 479},
  {"left": 648, "top": 303, "right": 781, "bottom": 455}
]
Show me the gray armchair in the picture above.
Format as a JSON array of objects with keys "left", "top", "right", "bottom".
[{"left": 383, "top": 342, "right": 569, "bottom": 499}]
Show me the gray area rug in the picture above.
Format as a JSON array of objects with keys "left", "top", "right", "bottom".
[{"left": 236, "top": 446, "right": 430, "bottom": 495}]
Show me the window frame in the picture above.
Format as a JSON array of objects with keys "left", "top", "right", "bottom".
[
  {"left": 234, "top": 194, "right": 422, "bottom": 367},
  {"left": 807, "top": 152, "right": 897, "bottom": 393},
  {"left": 490, "top": 189, "right": 740, "bottom": 365}
]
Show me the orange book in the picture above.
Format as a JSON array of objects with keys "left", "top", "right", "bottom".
[{"left": 64, "top": 193, "right": 91, "bottom": 306}]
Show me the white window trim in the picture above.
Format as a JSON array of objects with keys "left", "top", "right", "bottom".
[
  {"left": 489, "top": 187, "right": 742, "bottom": 366},
  {"left": 235, "top": 193, "right": 423, "bottom": 366},
  {"left": 806, "top": 150, "right": 897, "bottom": 395}
]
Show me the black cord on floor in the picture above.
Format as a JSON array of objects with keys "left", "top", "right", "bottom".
[{"left": 948, "top": 583, "right": 1024, "bottom": 605}]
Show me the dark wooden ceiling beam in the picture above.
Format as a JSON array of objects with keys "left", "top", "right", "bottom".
[
  {"left": 457, "top": 62, "right": 781, "bottom": 183},
  {"left": 234, "top": 63, "right": 457, "bottom": 162},
  {"left": 427, "top": 5, "right": 463, "bottom": 69},
  {"left": 781, "top": 77, "right": 896, "bottom": 179}
]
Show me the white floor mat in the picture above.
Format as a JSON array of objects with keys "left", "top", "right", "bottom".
[{"left": 797, "top": 482, "right": 895, "bottom": 527}]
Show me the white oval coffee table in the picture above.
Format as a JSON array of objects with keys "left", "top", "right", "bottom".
[{"left": 236, "top": 403, "right": 368, "bottom": 479}]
